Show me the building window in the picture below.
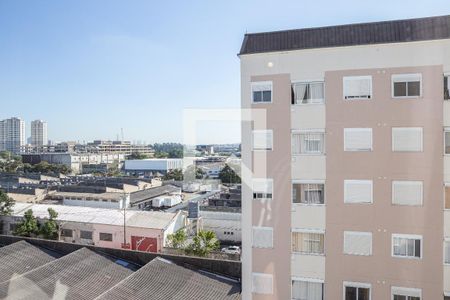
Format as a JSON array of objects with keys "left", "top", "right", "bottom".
[
  {"left": 252, "top": 130, "right": 273, "bottom": 151},
  {"left": 252, "top": 81, "right": 272, "bottom": 103},
  {"left": 392, "top": 181, "right": 423, "bottom": 206},
  {"left": 392, "top": 234, "right": 422, "bottom": 259},
  {"left": 9, "top": 223, "right": 17, "bottom": 232},
  {"left": 344, "top": 231, "right": 372, "bottom": 256},
  {"left": 445, "top": 129, "right": 450, "bottom": 154},
  {"left": 252, "top": 273, "right": 273, "bottom": 295},
  {"left": 392, "top": 127, "right": 423, "bottom": 152},
  {"left": 292, "top": 231, "right": 324, "bottom": 255},
  {"left": 344, "top": 282, "right": 371, "bottom": 300},
  {"left": 343, "top": 76, "right": 372, "bottom": 100},
  {"left": 445, "top": 240, "right": 450, "bottom": 265},
  {"left": 392, "top": 74, "right": 422, "bottom": 98},
  {"left": 292, "top": 132, "right": 325, "bottom": 155},
  {"left": 344, "top": 128, "right": 372, "bottom": 151},
  {"left": 445, "top": 74, "right": 449, "bottom": 100},
  {"left": 293, "top": 183, "right": 325, "bottom": 205},
  {"left": 292, "top": 279, "right": 324, "bottom": 300},
  {"left": 344, "top": 180, "right": 373, "bottom": 204},
  {"left": 292, "top": 81, "right": 324, "bottom": 104},
  {"left": 252, "top": 178, "right": 273, "bottom": 201},
  {"left": 61, "top": 229, "right": 73, "bottom": 238},
  {"left": 252, "top": 227, "right": 273, "bottom": 248},
  {"left": 80, "top": 230, "right": 93, "bottom": 240},
  {"left": 99, "top": 232, "right": 113, "bottom": 242},
  {"left": 446, "top": 186, "right": 450, "bottom": 210},
  {"left": 391, "top": 287, "right": 422, "bottom": 300}
]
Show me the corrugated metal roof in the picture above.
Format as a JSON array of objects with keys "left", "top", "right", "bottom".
[
  {"left": 239, "top": 15, "right": 450, "bottom": 55},
  {"left": 97, "top": 257, "right": 241, "bottom": 300},
  {"left": 12, "top": 203, "right": 176, "bottom": 229},
  {"left": 130, "top": 185, "right": 180, "bottom": 204}
]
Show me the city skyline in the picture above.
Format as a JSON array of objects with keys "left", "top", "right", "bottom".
[{"left": 1, "top": 1, "right": 449, "bottom": 143}]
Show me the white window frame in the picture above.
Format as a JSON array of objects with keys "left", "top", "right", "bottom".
[
  {"left": 252, "top": 178, "right": 274, "bottom": 201},
  {"left": 291, "top": 228, "right": 325, "bottom": 256},
  {"left": 252, "top": 272, "right": 273, "bottom": 295},
  {"left": 391, "top": 286, "right": 422, "bottom": 300},
  {"left": 391, "top": 180, "right": 423, "bottom": 206},
  {"left": 292, "top": 129, "right": 326, "bottom": 155},
  {"left": 444, "top": 238, "right": 450, "bottom": 265},
  {"left": 252, "top": 129, "right": 273, "bottom": 151},
  {"left": 391, "top": 73, "right": 422, "bottom": 99},
  {"left": 343, "top": 231, "right": 373, "bottom": 256},
  {"left": 391, "top": 234, "right": 423, "bottom": 259},
  {"left": 292, "top": 180, "right": 326, "bottom": 206},
  {"left": 252, "top": 226, "right": 273, "bottom": 249},
  {"left": 344, "top": 128, "right": 373, "bottom": 152},
  {"left": 343, "top": 75, "right": 373, "bottom": 100},
  {"left": 251, "top": 81, "right": 273, "bottom": 104},
  {"left": 343, "top": 281, "right": 371, "bottom": 300},
  {"left": 344, "top": 180, "right": 373, "bottom": 204},
  {"left": 391, "top": 127, "right": 423, "bottom": 152},
  {"left": 291, "top": 276, "right": 324, "bottom": 300},
  {"left": 292, "top": 80, "right": 325, "bottom": 105}
]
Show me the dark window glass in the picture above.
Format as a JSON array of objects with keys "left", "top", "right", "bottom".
[
  {"left": 80, "top": 230, "right": 93, "bottom": 240},
  {"left": 345, "top": 286, "right": 357, "bottom": 300},
  {"left": 62, "top": 229, "right": 73, "bottom": 237},
  {"left": 415, "top": 239, "right": 421, "bottom": 257},
  {"left": 358, "top": 288, "right": 370, "bottom": 300},
  {"left": 445, "top": 76, "right": 449, "bottom": 100},
  {"left": 393, "top": 296, "right": 406, "bottom": 300},
  {"left": 407, "top": 81, "right": 421, "bottom": 96},
  {"left": 262, "top": 90, "right": 272, "bottom": 102},
  {"left": 253, "top": 91, "right": 262, "bottom": 102},
  {"left": 99, "top": 232, "right": 113, "bottom": 241},
  {"left": 394, "top": 82, "right": 407, "bottom": 97}
]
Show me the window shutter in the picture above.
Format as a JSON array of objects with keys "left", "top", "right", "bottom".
[
  {"left": 344, "top": 128, "right": 372, "bottom": 151},
  {"left": 252, "top": 227, "right": 273, "bottom": 248},
  {"left": 391, "top": 287, "right": 422, "bottom": 298},
  {"left": 392, "top": 181, "right": 423, "bottom": 206},
  {"left": 343, "top": 76, "right": 372, "bottom": 99},
  {"left": 252, "top": 273, "right": 273, "bottom": 294},
  {"left": 344, "top": 180, "right": 373, "bottom": 203},
  {"left": 392, "top": 127, "right": 423, "bottom": 152},
  {"left": 344, "top": 231, "right": 372, "bottom": 255},
  {"left": 252, "top": 130, "right": 273, "bottom": 150},
  {"left": 252, "top": 179, "right": 273, "bottom": 194}
]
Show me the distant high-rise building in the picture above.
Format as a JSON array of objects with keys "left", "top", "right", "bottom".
[
  {"left": 0, "top": 117, "right": 25, "bottom": 153},
  {"left": 30, "top": 120, "right": 48, "bottom": 147}
]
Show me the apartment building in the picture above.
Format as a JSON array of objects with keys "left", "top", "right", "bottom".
[
  {"left": 0, "top": 117, "right": 25, "bottom": 153},
  {"left": 30, "top": 120, "right": 48, "bottom": 147},
  {"left": 239, "top": 16, "right": 450, "bottom": 299}
]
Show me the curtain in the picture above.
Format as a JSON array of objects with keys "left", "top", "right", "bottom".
[
  {"left": 294, "top": 83, "right": 308, "bottom": 104},
  {"left": 292, "top": 232, "right": 324, "bottom": 254},
  {"left": 292, "top": 280, "right": 323, "bottom": 300}
]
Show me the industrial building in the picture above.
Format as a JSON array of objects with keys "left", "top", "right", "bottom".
[{"left": 124, "top": 158, "right": 183, "bottom": 176}]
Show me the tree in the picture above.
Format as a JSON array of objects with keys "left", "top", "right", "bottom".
[
  {"left": 40, "top": 208, "right": 59, "bottom": 240},
  {"left": 163, "top": 169, "right": 183, "bottom": 181},
  {"left": 185, "top": 230, "right": 220, "bottom": 257},
  {"left": 14, "top": 209, "right": 39, "bottom": 237},
  {"left": 184, "top": 165, "right": 205, "bottom": 181},
  {"left": 0, "top": 189, "right": 14, "bottom": 216},
  {"left": 218, "top": 165, "right": 241, "bottom": 184},
  {"left": 167, "top": 229, "right": 187, "bottom": 249},
  {"left": 128, "top": 152, "right": 149, "bottom": 160}
]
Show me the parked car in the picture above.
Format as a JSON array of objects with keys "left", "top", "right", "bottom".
[{"left": 221, "top": 246, "right": 241, "bottom": 255}]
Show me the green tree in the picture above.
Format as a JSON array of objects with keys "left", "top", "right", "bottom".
[
  {"left": 128, "top": 152, "right": 149, "bottom": 160},
  {"left": 40, "top": 208, "right": 59, "bottom": 240},
  {"left": 163, "top": 169, "right": 183, "bottom": 181},
  {"left": 218, "top": 165, "right": 241, "bottom": 184},
  {"left": 185, "top": 230, "right": 220, "bottom": 257},
  {"left": 0, "top": 190, "right": 14, "bottom": 216},
  {"left": 14, "top": 209, "right": 39, "bottom": 237},
  {"left": 167, "top": 229, "right": 187, "bottom": 249}
]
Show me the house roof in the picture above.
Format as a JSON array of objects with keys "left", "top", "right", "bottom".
[
  {"left": 97, "top": 257, "right": 241, "bottom": 300},
  {"left": 0, "top": 241, "right": 59, "bottom": 283},
  {"left": 130, "top": 185, "right": 180, "bottom": 204},
  {"left": 11, "top": 203, "right": 177, "bottom": 230},
  {"left": 239, "top": 15, "right": 450, "bottom": 55},
  {"left": 0, "top": 247, "right": 134, "bottom": 299}
]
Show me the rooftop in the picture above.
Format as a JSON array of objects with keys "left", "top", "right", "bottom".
[
  {"left": 239, "top": 15, "right": 450, "bottom": 55},
  {"left": 11, "top": 203, "right": 178, "bottom": 230},
  {"left": 130, "top": 185, "right": 180, "bottom": 204}
]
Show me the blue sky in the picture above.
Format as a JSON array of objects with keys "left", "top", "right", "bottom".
[{"left": 1, "top": 1, "right": 449, "bottom": 144}]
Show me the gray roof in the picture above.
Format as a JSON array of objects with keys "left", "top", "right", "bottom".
[
  {"left": 0, "top": 247, "right": 133, "bottom": 300},
  {"left": 0, "top": 241, "right": 58, "bottom": 283},
  {"left": 239, "top": 15, "right": 450, "bottom": 55},
  {"left": 97, "top": 257, "right": 241, "bottom": 300},
  {"left": 130, "top": 185, "right": 180, "bottom": 204}
]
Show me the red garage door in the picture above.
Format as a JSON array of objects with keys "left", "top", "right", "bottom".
[{"left": 131, "top": 236, "right": 158, "bottom": 253}]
